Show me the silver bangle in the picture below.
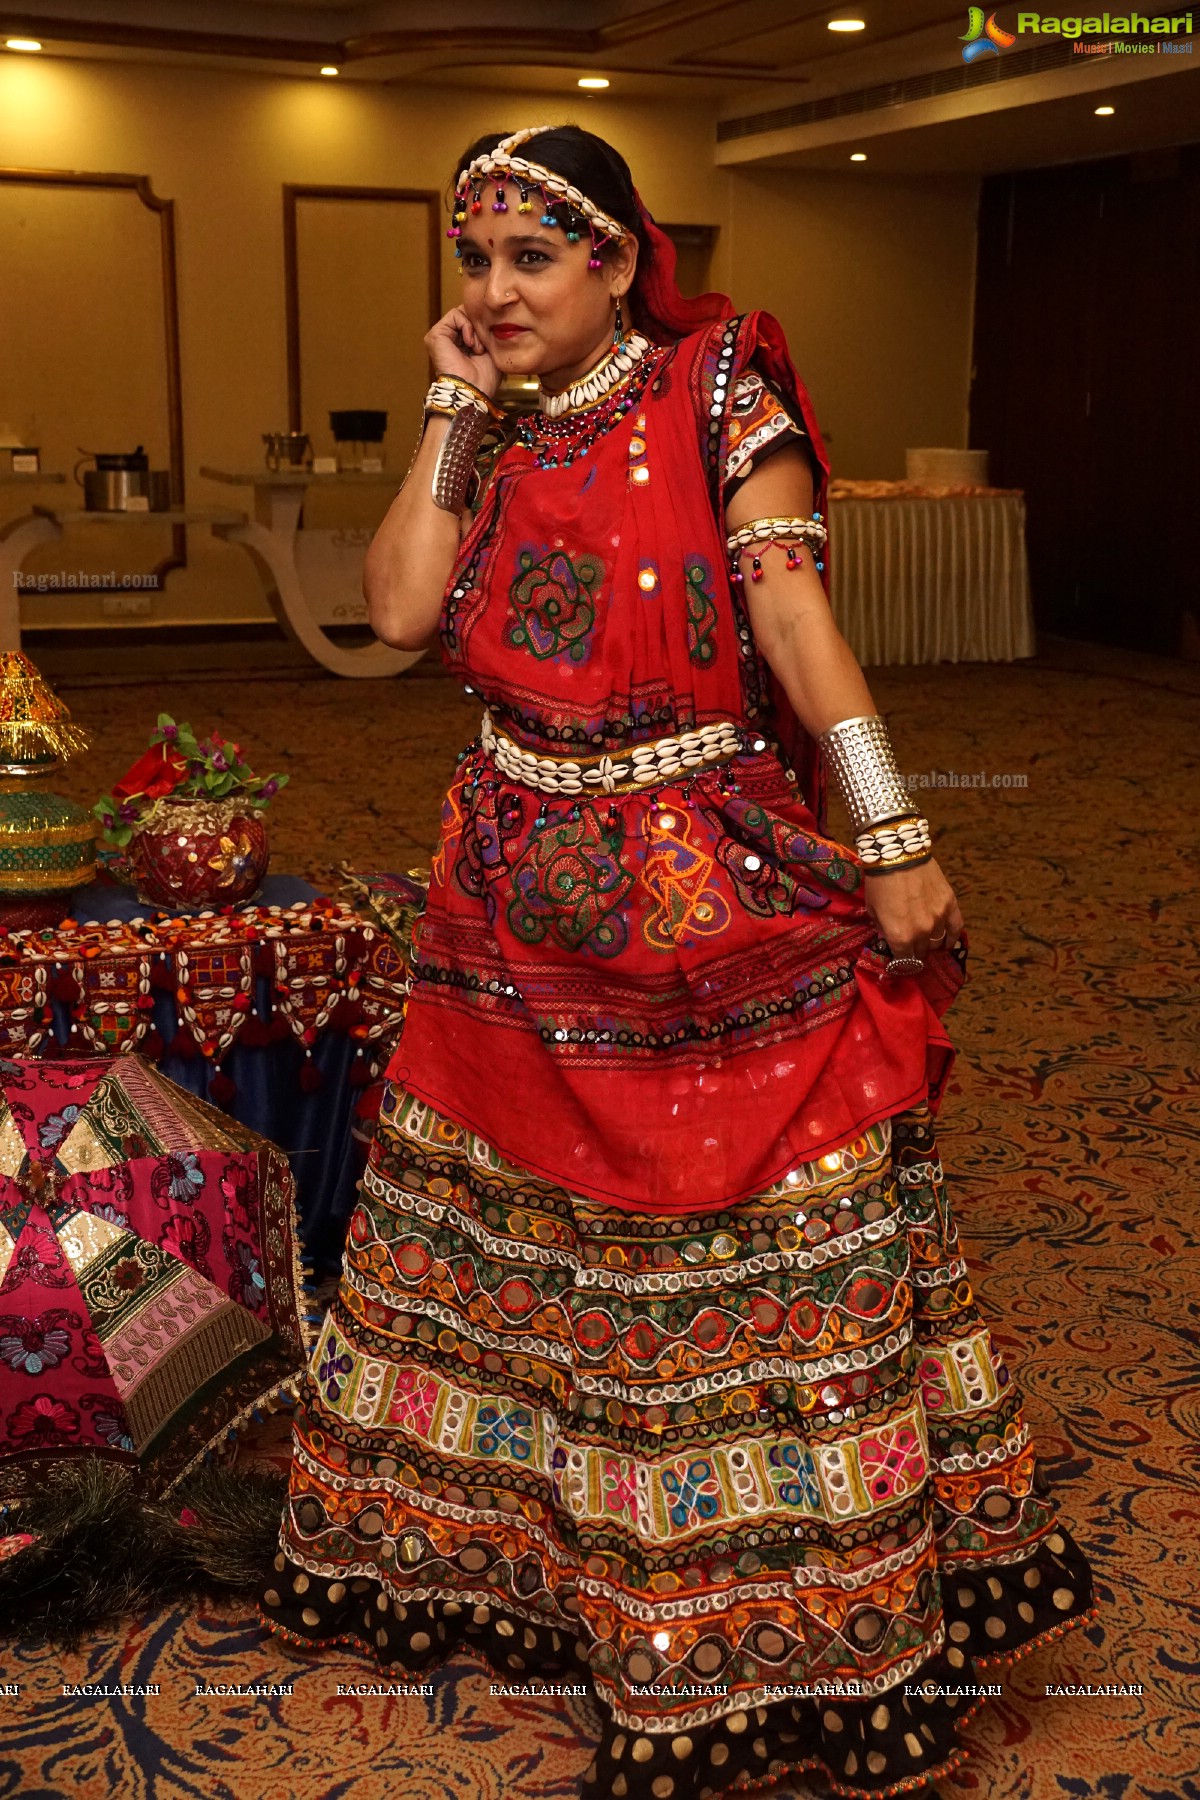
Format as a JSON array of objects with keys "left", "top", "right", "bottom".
[
  {"left": 431, "top": 405, "right": 493, "bottom": 514},
  {"left": 819, "top": 714, "right": 917, "bottom": 835}
]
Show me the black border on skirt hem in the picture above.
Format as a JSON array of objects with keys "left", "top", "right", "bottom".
[{"left": 260, "top": 1521, "right": 1097, "bottom": 1800}]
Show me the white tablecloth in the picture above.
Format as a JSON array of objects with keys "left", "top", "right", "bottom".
[{"left": 827, "top": 494, "right": 1035, "bottom": 666}]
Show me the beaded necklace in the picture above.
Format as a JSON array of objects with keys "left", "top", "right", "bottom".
[
  {"left": 515, "top": 336, "right": 663, "bottom": 471},
  {"left": 537, "top": 330, "right": 651, "bottom": 418}
]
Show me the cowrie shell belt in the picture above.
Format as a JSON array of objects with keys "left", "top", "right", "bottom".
[{"left": 478, "top": 709, "right": 767, "bottom": 796}]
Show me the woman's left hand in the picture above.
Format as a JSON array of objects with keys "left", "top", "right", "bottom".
[{"left": 863, "top": 859, "right": 964, "bottom": 962}]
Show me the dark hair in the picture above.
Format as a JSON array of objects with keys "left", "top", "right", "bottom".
[{"left": 450, "top": 124, "right": 664, "bottom": 336}]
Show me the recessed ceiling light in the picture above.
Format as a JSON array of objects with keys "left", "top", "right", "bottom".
[
  {"left": 850, "top": 152, "right": 867, "bottom": 161},
  {"left": 1094, "top": 104, "right": 1114, "bottom": 115},
  {"left": 320, "top": 65, "right": 339, "bottom": 77},
  {"left": 578, "top": 76, "right": 610, "bottom": 89},
  {"left": 5, "top": 37, "right": 43, "bottom": 51},
  {"left": 827, "top": 18, "right": 866, "bottom": 30}
]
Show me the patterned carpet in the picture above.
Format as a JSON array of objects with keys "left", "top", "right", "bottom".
[{"left": 3, "top": 641, "right": 1198, "bottom": 1800}]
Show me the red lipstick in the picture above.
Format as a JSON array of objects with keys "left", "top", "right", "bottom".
[{"left": 492, "top": 324, "right": 529, "bottom": 339}]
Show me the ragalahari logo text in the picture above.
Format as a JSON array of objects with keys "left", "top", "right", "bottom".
[
  {"left": 960, "top": 11, "right": 1194, "bottom": 55},
  {"left": 961, "top": 7, "right": 1018, "bottom": 57}
]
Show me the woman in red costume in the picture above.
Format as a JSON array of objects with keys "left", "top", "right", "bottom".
[{"left": 262, "top": 125, "right": 1097, "bottom": 1799}]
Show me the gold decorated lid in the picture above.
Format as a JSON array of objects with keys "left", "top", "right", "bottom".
[{"left": 0, "top": 650, "right": 91, "bottom": 772}]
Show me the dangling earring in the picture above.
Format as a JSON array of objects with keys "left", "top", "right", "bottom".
[{"left": 612, "top": 293, "right": 625, "bottom": 346}]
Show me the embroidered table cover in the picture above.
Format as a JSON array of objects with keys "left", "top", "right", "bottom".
[{"left": 0, "top": 878, "right": 412, "bottom": 1274}]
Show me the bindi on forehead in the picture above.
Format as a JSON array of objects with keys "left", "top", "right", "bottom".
[{"left": 456, "top": 228, "right": 559, "bottom": 255}]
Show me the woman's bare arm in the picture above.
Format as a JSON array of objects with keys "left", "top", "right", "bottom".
[
  {"left": 364, "top": 306, "right": 501, "bottom": 651},
  {"left": 725, "top": 445, "right": 876, "bottom": 731},
  {"left": 364, "top": 416, "right": 461, "bottom": 650},
  {"left": 727, "top": 443, "right": 964, "bottom": 959}
]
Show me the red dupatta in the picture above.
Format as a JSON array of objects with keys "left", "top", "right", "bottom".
[
  {"left": 683, "top": 307, "right": 834, "bottom": 832},
  {"left": 630, "top": 199, "right": 834, "bottom": 826}
]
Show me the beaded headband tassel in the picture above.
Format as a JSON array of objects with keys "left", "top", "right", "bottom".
[{"left": 448, "top": 125, "right": 628, "bottom": 270}]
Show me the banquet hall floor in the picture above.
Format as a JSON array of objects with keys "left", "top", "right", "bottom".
[{"left": 3, "top": 638, "right": 1197, "bottom": 1800}]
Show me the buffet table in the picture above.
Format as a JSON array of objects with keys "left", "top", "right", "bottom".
[
  {"left": 0, "top": 502, "right": 246, "bottom": 655},
  {"left": 200, "top": 466, "right": 419, "bottom": 679},
  {"left": 0, "top": 874, "right": 412, "bottom": 1275},
  {"left": 1, "top": 474, "right": 421, "bottom": 679},
  {"left": 0, "top": 473, "right": 65, "bottom": 651},
  {"left": 826, "top": 481, "right": 1036, "bottom": 666}
]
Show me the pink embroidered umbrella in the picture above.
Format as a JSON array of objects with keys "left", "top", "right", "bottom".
[{"left": 0, "top": 1052, "right": 309, "bottom": 1502}]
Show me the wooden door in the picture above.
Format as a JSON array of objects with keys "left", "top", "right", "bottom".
[{"left": 970, "top": 143, "right": 1200, "bottom": 657}]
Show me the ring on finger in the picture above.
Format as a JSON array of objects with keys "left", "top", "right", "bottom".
[{"left": 884, "top": 955, "right": 925, "bottom": 976}]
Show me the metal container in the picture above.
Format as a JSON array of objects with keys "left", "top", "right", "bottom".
[
  {"left": 329, "top": 410, "right": 387, "bottom": 443},
  {"left": 75, "top": 447, "right": 170, "bottom": 512},
  {"left": 329, "top": 409, "right": 388, "bottom": 471},
  {"left": 263, "top": 431, "right": 312, "bottom": 471},
  {"left": 80, "top": 468, "right": 171, "bottom": 511}
]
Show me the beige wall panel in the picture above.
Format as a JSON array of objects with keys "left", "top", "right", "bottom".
[
  {"left": 0, "top": 180, "right": 175, "bottom": 587},
  {"left": 292, "top": 195, "right": 431, "bottom": 536},
  {"left": 724, "top": 168, "right": 980, "bottom": 479},
  {"left": 294, "top": 196, "right": 430, "bottom": 460}
]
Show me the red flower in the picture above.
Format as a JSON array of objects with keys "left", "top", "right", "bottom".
[
  {"left": 111, "top": 741, "right": 189, "bottom": 803},
  {"left": 10, "top": 1394, "right": 81, "bottom": 1443}
]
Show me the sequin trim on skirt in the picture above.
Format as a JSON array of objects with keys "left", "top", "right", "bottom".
[{"left": 261, "top": 1083, "right": 1097, "bottom": 1798}]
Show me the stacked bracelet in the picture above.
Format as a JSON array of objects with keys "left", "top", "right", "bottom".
[
  {"left": 818, "top": 713, "right": 936, "bottom": 870},
  {"left": 423, "top": 375, "right": 505, "bottom": 514},
  {"left": 725, "top": 514, "right": 827, "bottom": 584}
]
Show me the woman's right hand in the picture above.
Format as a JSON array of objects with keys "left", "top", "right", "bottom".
[{"left": 424, "top": 306, "right": 501, "bottom": 399}]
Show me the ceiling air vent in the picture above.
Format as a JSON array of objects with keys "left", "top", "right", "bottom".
[{"left": 718, "top": 37, "right": 1122, "bottom": 143}]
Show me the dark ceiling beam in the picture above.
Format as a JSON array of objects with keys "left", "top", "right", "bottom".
[
  {"left": 0, "top": 9, "right": 806, "bottom": 82},
  {"left": 0, "top": 12, "right": 336, "bottom": 59},
  {"left": 0, "top": 12, "right": 604, "bottom": 63},
  {"left": 341, "top": 27, "right": 598, "bottom": 61},
  {"left": 0, "top": 0, "right": 764, "bottom": 63}
]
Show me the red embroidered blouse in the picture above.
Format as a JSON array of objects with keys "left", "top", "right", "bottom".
[{"left": 388, "top": 311, "right": 964, "bottom": 1213}]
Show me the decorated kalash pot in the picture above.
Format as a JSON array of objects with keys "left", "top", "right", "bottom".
[
  {"left": 0, "top": 652, "right": 96, "bottom": 930},
  {"left": 95, "top": 716, "right": 287, "bottom": 910}
]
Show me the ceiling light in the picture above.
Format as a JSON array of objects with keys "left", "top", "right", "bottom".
[
  {"left": 578, "top": 76, "right": 610, "bottom": 89},
  {"left": 827, "top": 18, "right": 866, "bottom": 30},
  {"left": 320, "top": 65, "right": 339, "bottom": 77},
  {"left": 1094, "top": 104, "right": 1114, "bottom": 115},
  {"left": 850, "top": 152, "right": 868, "bottom": 162},
  {"left": 5, "top": 37, "right": 43, "bottom": 51}
]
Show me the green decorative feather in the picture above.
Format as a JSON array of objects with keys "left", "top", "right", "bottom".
[{"left": 0, "top": 1457, "right": 287, "bottom": 1645}]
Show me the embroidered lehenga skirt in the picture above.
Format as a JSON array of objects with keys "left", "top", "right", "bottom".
[{"left": 261, "top": 1078, "right": 1096, "bottom": 1799}]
